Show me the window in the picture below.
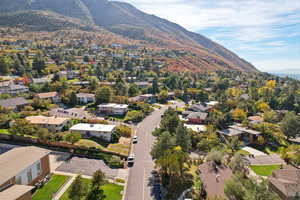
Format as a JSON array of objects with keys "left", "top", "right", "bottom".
[
  {"left": 16, "top": 176, "right": 22, "bottom": 184},
  {"left": 27, "top": 169, "right": 33, "bottom": 183},
  {"left": 36, "top": 162, "right": 42, "bottom": 175}
]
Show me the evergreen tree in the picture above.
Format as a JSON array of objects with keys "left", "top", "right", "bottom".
[
  {"left": 0, "top": 55, "right": 13, "bottom": 75},
  {"left": 69, "top": 175, "right": 87, "bottom": 200},
  {"left": 96, "top": 86, "right": 112, "bottom": 104},
  {"left": 85, "top": 186, "right": 105, "bottom": 200}
]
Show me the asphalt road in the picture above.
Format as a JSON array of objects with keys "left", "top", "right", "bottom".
[{"left": 125, "top": 102, "right": 184, "bottom": 200}]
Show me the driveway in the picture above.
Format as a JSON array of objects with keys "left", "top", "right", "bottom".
[
  {"left": 241, "top": 146, "right": 266, "bottom": 156},
  {"left": 56, "top": 156, "right": 119, "bottom": 179},
  {"left": 247, "top": 154, "right": 286, "bottom": 165},
  {"left": 49, "top": 151, "right": 70, "bottom": 172}
]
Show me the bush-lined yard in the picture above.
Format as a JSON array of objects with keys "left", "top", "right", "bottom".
[
  {"left": 33, "top": 174, "right": 70, "bottom": 200},
  {"left": 60, "top": 178, "right": 123, "bottom": 200}
]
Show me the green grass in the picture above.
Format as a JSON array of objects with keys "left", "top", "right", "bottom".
[
  {"left": 102, "top": 183, "right": 124, "bottom": 200},
  {"left": 60, "top": 178, "right": 91, "bottom": 200},
  {"left": 33, "top": 175, "right": 70, "bottom": 200},
  {"left": 250, "top": 165, "right": 282, "bottom": 176},
  {"left": 60, "top": 179, "right": 123, "bottom": 200},
  {"left": 0, "top": 129, "right": 10, "bottom": 134},
  {"left": 107, "top": 143, "right": 130, "bottom": 156},
  {"left": 237, "top": 149, "right": 251, "bottom": 156},
  {"left": 75, "top": 139, "right": 104, "bottom": 149}
]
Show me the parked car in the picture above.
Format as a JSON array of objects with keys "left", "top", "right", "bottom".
[
  {"left": 132, "top": 135, "right": 138, "bottom": 143},
  {"left": 128, "top": 153, "right": 135, "bottom": 166}
]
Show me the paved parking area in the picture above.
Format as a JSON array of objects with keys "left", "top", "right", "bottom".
[
  {"left": 0, "top": 143, "right": 18, "bottom": 154},
  {"left": 247, "top": 154, "right": 286, "bottom": 165},
  {"left": 56, "top": 156, "right": 119, "bottom": 179},
  {"left": 49, "top": 151, "right": 70, "bottom": 172}
]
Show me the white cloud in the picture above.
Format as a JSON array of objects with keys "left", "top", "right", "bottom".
[
  {"left": 254, "top": 59, "right": 300, "bottom": 72},
  {"left": 118, "top": 0, "right": 300, "bottom": 32}
]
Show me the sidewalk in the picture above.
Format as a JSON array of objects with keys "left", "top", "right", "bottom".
[{"left": 52, "top": 174, "right": 76, "bottom": 200}]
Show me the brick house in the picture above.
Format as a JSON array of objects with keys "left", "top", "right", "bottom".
[
  {"left": 186, "top": 112, "right": 208, "bottom": 124},
  {"left": 0, "top": 146, "right": 51, "bottom": 200}
]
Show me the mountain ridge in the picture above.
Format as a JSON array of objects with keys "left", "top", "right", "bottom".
[{"left": 0, "top": 0, "right": 258, "bottom": 72}]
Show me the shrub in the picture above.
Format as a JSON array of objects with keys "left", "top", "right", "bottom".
[
  {"left": 124, "top": 110, "right": 144, "bottom": 123},
  {"left": 115, "top": 125, "right": 132, "bottom": 138},
  {"left": 108, "top": 155, "right": 123, "bottom": 168}
]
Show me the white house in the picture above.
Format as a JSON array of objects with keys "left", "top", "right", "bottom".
[
  {"left": 0, "top": 83, "right": 29, "bottom": 96},
  {"left": 70, "top": 123, "right": 116, "bottom": 141},
  {"left": 98, "top": 103, "right": 128, "bottom": 115},
  {"left": 76, "top": 93, "right": 95, "bottom": 104}
]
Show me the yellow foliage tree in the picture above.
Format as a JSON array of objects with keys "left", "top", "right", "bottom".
[
  {"left": 266, "top": 80, "right": 276, "bottom": 89},
  {"left": 256, "top": 101, "right": 270, "bottom": 112},
  {"left": 226, "top": 88, "right": 241, "bottom": 99},
  {"left": 232, "top": 108, "right": 247, "bottom": 122}
]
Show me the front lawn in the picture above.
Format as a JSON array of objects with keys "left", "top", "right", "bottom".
[
  {"left": 33, "top": 174, "right": 70, "bottom": 200},
  {"left": 107, "top": 143, "right": 130, "bottom": 156},
  {"left": 250, "top": 165, "right": 282, "bottom": 176},
  {"left": 102, "top": 183, "right": 124, "bottom": 200},
  {"left": 75, "top": 139, "right": 104, "bottom": 149},
  {"left": 0, "top": 129, "right": 10, "bottom": 134},
  {"left": 60, "top": 178, "right": 123, "bottom": 200}
]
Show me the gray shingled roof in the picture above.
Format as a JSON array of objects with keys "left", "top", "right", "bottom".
[
  {"left": 0, "top": 97, "right": 28, "bottom": 109},
  {"left": 187, "top": 112, "right": 208, "bottom": 120}
]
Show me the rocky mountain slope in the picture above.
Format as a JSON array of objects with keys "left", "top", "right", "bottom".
[{"left": 0, "top": 0, "right": 257, "bottom": 72}]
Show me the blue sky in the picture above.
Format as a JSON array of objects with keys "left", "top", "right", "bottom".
[{"left": 117, "top": 0, "right": 300, "bottom": 72}]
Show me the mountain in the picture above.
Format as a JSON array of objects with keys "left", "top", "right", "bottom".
[{"left": 0, "top": 0, "right": 257, "bottom": 72}]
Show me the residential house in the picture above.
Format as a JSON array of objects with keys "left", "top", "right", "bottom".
[
  {"left": 218, "top": 124, "right": 262, "bottom": 144},
  {"left": 189, "top": 103, "right": 212, "bottom": 113},
  {"left": 0, "top": 146, "right": 50, "bottom": 200},
  {"left": 186, "top": 112, "right": 208, "bottom": 124},
  {"left": 206, "top": 101, "right": 219, "bottom": 107},
  {"left": 32, "top": 78, "right": 51, "bottom": 85},
  {"left": 70, "top": 123, "right": 116, "bottom": 141},
  {"left": 134, "top": 81, "right": 151, "bottom": 89},
  {"left": 0, "top": 185, "right": 33, "bottom": 200},
  {"left": 72, "top": 81, "right": 90, "bottom": 86},
  {"left": 198, "top": 161, "right": 233, "bottom": 199},
  {"left": 25, "top": 116, "right": 71, "bottom": 132},
  {"left": 0, "top": 97, "right": 29, "bottom": 111},
  {"left": 57, "top": 70, "right": 79, "bottom": 80},
  {"left": 76, "top": 93, "right": 95, "bottom": 104},
  {"left": 49, "top": 108, "right": 94, "bottom": 120},
  {"left": 128, "top": 94, "right": 155, "bottom": 103},
  {"left": 269, "top": 168, "right": 300, "bottom": 200},
  {"left": 240, "top": 94, "right": 250, "bottom": 100},
  {"left": 248, "top": 116, "right": 263, "bottom": 124},
  {"left": 36, "top": 92, "right": 61, "bottom": 103},
  {"left": 0, "top": 83, "right": 29, "bottom": 95},
  {"left": 184, "top": 124, "right": 206, "bottom": 132},
  {"left": 98, "top": 103, "right": 128, "bottom": 115}
]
